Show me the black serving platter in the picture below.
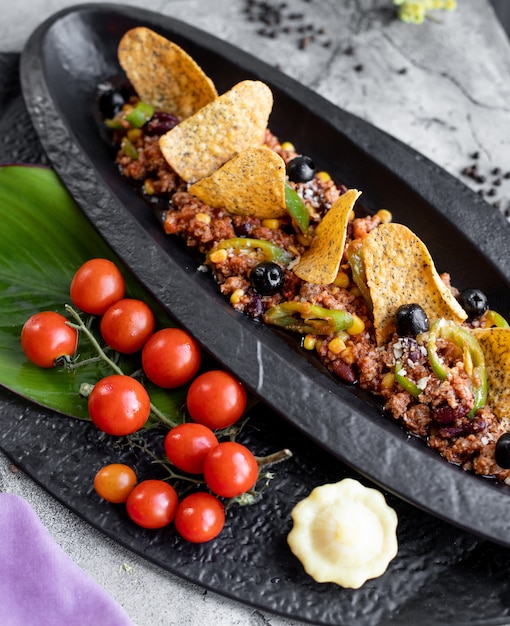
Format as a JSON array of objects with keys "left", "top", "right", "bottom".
[
  {"left": 19, "top": 0, "right": 510, "bottom": 544},
  {"left": 13, "top": 2, "right": 510, "bottom": 614}
]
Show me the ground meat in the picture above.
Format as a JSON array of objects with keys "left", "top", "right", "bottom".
[
  {"left": 419, "top": 367, "right": 474, "bottom": 412},
  {"left": 110, "top": 105, "right": 510, "bottom": 484},
  {"left": 357, "top": 345, "right": 388, "bottom": 394},
  {"left": 439, "top": 272, "right": 460, "bottom": 298},
  {"left": 351, "top": 214, "right": 381, "bottom": 240},
  {"left": 473, "top": 443, "right": 510, "bottom": 483},
  {"left": 296, "top": 177, "right": 341, "bottom": 220},
  {"left": 250, "top": 224, "right": 302, "bottom": 251},
  {"left": 117, "top": 135, "right": 188, "bottom": 198},
  {"left": 296, "top": 282, "right": 364, "bottom": 315},
  {"left": 163, "top": 192, "right": 236, "bottom": 252},
  {"left": 214, "top": 249, "right": 265, "bottom": 283},
  {"left": 403, "top": 404, "right": 432, "bottom": 437},
  {"left": 385, "top": 392, "right": 414, "bottom": 422}
]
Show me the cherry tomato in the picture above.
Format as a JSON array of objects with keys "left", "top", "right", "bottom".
[
  {"left": 203, "top": 441, "right": 259, "bottom": 498},
  {"left": 100, "top": 298, "right": 155, "bottom": 354},
  {"left": 174, "top": 492, "right": 225, "bottom": 543},
  {"left": 70, "top": 258, "right": 125, "bottom": 315},
  {"left": 88, "top": 374, "right": 151, "bottom": 436},
  {"left": 93, "top": 463, "right": 137, "bottom": 503},
  {"left": 21, "top": 311, "right": 78, "bottom": 368},
  {"left": 186, "top": 370, "right": 247, "bottom": 430},
  {"left": 126, "top": 479, "right": 178, "bottom": 529},
  {"left": 164, "top": 423, "right": 218, "bottom": 475},
  {"left": 142, "top": 328, "right": 201, "bottom": 389}
]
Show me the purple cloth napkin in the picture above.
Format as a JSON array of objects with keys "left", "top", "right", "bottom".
[{"left": 0, "top": 493, "right": 134, "bottom": 626}]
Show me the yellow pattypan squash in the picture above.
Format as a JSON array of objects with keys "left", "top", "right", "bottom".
[{"left": 287, "top": 478, "right": 398, "bottom": 589}]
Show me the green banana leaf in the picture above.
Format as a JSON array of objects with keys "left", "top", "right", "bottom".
[{"left": 0, "top": 164, "right": 186, "bottom": 424}]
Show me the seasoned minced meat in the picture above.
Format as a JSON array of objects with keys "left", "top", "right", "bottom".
[{"left": 111, "top": 104, "right": 510, "bottom": 484}]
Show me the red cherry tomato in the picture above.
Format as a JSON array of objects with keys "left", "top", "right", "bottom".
[
  {"left": 164, "top": 423, "right": 218, "bottom": 475},
  {"left": 203, "top": 441, "right": 259, "bottom": 498},
  {"left": 126, "top": 479, "right": 178, "bottom": 529},
  {"left": 21, "top": 311, "right": 78, "bottom": 368},
  {"left": 142, "top": 328, "right": 201, "bottom": 389},
  {"left": 70, "top": 258, "right": 125, "bottom": 315},
  {"left": 88, "top": 375, "right": 151, "bottom": 436},
  {"left": 174, "top": 492, "right": 225, "bottom": 543},
  {"left": 186, "top": 370, "right": 247, "bottom": 430},
  {"left": 100, "top": 298, "right": 155, "bottom": 354},
  {"left": 93, "top": 463, "right": 137, "bottom": 503}
]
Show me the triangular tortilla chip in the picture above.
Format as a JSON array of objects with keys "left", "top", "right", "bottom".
[
  {"left": 159, "top": 80, "right": 273, "bottom": 183},
  {"left": 188, "top": 146, "right": 287, "bottom": 218},
  {"left": 363, "top": 223, "right": 467, "bottom": 345},
  {"left": 118, "top": 27, "right": 217, "bottom": 119},
  {"left": 472, "top": 327, "right": 510, "bottom": 423},
  {"left": 293, "top": 189, "right": 360, "bottom": 285}
]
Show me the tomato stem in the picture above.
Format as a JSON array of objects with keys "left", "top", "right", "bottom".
[
  {"left": 128, "top": 437, "right": 204, "bottom": 485},
  {"left": 64, "top": 304, "right": 178, "bottom": 428},
  {"left": 255, "top": 448, "right": 293, "bottom": 467},
  {"left": 65, "top": 304, "right": 124, "bottom": 374}
]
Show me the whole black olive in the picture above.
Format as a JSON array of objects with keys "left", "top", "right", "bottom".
[
  {"left": 458, "top": 288, "right": 488, "bottom": 320},
  {"left": 495, "top": 432, "right": 510, "bottom": 469},
  {"left": 99, "top": 88, "right": 126, "bottom": 119},
  {"left": 286, "top": 155, "right": 316, "bottom": 183},
  {"left": 396, "top": 303, "right": 430, "bottom": 337},
  {"left": 250, "top": 262, "right": 285, "bottom": 295}
]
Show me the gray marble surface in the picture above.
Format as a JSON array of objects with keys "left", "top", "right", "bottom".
[{"left": 1, "top": 1, "right": 510, "bottom": 625}]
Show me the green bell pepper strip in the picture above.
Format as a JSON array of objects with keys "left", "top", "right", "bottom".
[
  {"left": 482, "top": 309, "right": 510, "bottom": 328},
  {"left": 346, "top": 240, "right": 373, "bottom": 311},
  {"left": 104, "top": 116, "right": 127, "bottom": 130},
  {"left": 210, "top": 237, "right": 292, "bottom": 265},
  {"left": 104, "top": 101, "right": 155, "bottom": 130},
  {"left": 394, "top": 360, "right": 422, "bottom": 398},
  {"left": 264, "top": 301, "right": 353, "bottom": 335},
  {"left": 124, "top": 101, "right": 154, "bottom": 128},
  {"left": 427, "top": 318, "right": 487, "bottom": 417},
  {"left": 120, "top": 136, "right": 139, "bottom": 160},
  {"left": 284, "top": 183, "right": 309, "bottom": 235}
]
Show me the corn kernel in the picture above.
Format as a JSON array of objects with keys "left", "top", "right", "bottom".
[
  {"left": 340, "top": 347, "right": 356, "bottom": 365},
  {"left": 303, "top": 334, "right": 317, "bottom": 350},
  {"left": 333, "top": 271, "right": 350, "bottom": 289},
  {"left": 127, "top": 128, "right": 142, "bottom": 142},
  {"left": 381, "top": 372, "right": 395, "bottom": 389},
  {"left": 376, "top": 209, "right": 392, "bottom": 224},
  {"left": 347, "top": 314, "right": 365, "bottom": 336},
  {"left": 350, "top": 286, "right": 362, "bottom": 298},
  {"left": 328, "top": 337, "right": 346, "bottom": 355},
  {"left": 209, "top": 248, "right": 228, "bottom": 264},
  {"left": 230, "top": 289, "right": 245, "bottom": 305},
  {"left": 281, "top": 141, "right": 295, "bottom": 151},
  {"left": 262, "top": 218, "right": 280, "bottom": 230},
  {"left": 143, "top": 179, "right": 155, "bottom": 196},
  {"left": 297, "top": 234, "right": 312, "bottom": 247},
  {"left": 316, "top": 170, "right": 331, "bottom": 182},
  {"left": 463, "top": 345, "right": 473, "bottom": 376},
  {"left": 195, "top": 212, "right": 211, "bottom": 225}
]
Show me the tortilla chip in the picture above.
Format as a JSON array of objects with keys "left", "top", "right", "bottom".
[
  {"left": 363, "top": 223, "right": 467, "bottom": 345},
  {"left": 293, "top": 189, "right": 361, "bottom": 285},
  {"left": 188, "top": 146, "right": 287, "bottom": 218},
  {"left": 118, "top": 27, "right": 217, "bottom": 119},
  {"left": 471, "top": 327, "right": 510, "bottom": 423},
  {"left": 159, "top": 80, "right": 273, "bottom": 183}
]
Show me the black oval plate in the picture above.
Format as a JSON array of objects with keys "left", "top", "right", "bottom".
[{"left": 14, "top": 3, "right": 510, "bottom": 620}]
